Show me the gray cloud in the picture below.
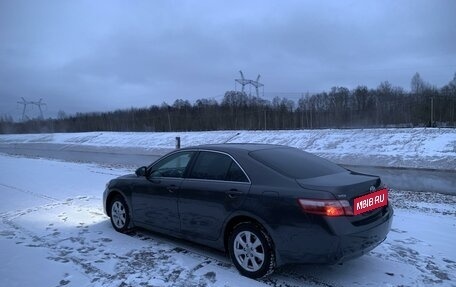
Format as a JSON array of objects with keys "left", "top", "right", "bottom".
[{"left": 1, "top": 0, "right": 455, "bottom": 119}]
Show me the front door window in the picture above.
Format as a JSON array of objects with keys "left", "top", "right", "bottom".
[{"left": 149, "top": 151, "right": 194, "bottom": 178}]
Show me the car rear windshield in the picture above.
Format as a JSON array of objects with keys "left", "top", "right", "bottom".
[{"left": 249, "top": 147, "right": 346, "bottom": 179}]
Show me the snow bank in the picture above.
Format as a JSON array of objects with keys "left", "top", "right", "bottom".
[{"left": 0, "top": 128, "right": 455, "bottom": 170}]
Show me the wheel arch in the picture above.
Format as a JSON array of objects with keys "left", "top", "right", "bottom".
[
  {"left": 223, "top": 212, "right": 276, "bottom": 255},
  {"left": 224, "top": 213, "right": 280, "bottom": 277},
  {"left": 105, "top": 188, "right": 132, "bottom": 218}
]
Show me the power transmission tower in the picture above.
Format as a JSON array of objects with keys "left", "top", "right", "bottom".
[
  {"left": 17, "top": 97, "right": 47, "bottom": 121},
  {"left": 17, "top": 97, "right": 30, "bottom": 121},
  {"left": 235, "top": 70, "right": 248, "bottom": 93},
  {"left": 30, "top": 98, "right": 47, "bottom": 119},
  {"left": 235, "top": 70, "right": 264, "bottom": 97}
]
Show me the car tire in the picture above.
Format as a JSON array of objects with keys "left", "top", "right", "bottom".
[
  {"left": 109, "top": 195, "right": 131, "bottom": 233},
  {"left": 228, "top": 222, "right": 275, "bottom": 278}
]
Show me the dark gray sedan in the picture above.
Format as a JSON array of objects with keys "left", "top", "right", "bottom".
[{"left": 103, "top": 144, "right": 393, "bottom": 278}]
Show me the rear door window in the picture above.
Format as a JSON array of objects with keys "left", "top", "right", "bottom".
[
  {"left": 226, "top": 161, "right": 249, "bottom": 182},
  {"left": 189, "top": 151, "right": 249, "bottom": 182}
]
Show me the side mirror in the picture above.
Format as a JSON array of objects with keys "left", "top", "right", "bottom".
[{"left": 135, "top": 166, "right": 147, "bottom": 177}]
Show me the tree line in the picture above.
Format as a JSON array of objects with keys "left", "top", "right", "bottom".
[{"left": 1, "top": 72, "right": 455, "bottom": 134}]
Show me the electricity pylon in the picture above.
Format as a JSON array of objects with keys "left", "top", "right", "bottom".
[
  {"left": 30, "top": 98, "right": 47, "bottom": 119},
  {"left": 17, "top": 97, "right": 47, "bottom": 121},
  {"left": 235, "top": 70, "right": 264, "bottom": 97}
]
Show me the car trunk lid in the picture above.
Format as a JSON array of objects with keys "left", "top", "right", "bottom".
[
  {"left": 296, "top": 171, "right": 388, "bottom": 222},
  {"left": 296, "top": 171, "right": 381, "bottom": 203}
]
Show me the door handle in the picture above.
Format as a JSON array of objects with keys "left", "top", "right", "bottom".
[
  {"left": 167, "top": 184, "right": 178, "bottom": 193},
  {"left": 226, "top": 189, "right": 243, "bottom": 198}
]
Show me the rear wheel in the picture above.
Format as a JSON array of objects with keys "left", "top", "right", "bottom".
[
  {"left": 228, "top": 222, "right": 275, "bottom": 278},
  {"left": 109, "top": 195, "right": 130, "bottom": 233}
]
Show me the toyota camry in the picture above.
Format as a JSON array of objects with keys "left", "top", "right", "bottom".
[{"left": 103, "top": 144, "right": 393, "bottom": 278}]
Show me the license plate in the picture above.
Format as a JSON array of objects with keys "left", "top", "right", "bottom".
[{"left": 353, "top": 188, "right": 388, "bottom": 215}]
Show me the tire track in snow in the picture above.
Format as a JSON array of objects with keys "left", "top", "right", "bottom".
[
  {"left": 0, "top": 198, "right": 116, "bottom": 285},
  {"left": 0, "top": 182, "right": 59, "bottom": 202},
  {"left": 129, "top": 232, "right": 339, "bottom": 287}
]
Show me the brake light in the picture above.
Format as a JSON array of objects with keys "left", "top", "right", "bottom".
[{"left": 297, "top": 198, "right": 353, "bottom": 217}]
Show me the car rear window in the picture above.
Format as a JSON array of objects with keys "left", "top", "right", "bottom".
[{"left": 249, "top": 147, "right": 346, "bottom": 179}]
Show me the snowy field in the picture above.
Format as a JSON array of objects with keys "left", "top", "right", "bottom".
[
  {"left": 0, "top": 128, "right": 455, "bottom": 170},
  {"left": 1, "top": 154, "right": 455, "bottom": 287}
]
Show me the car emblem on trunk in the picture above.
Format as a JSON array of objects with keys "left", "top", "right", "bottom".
[{"left": 369, "top": 185, "right": 376, "bottom": 192}]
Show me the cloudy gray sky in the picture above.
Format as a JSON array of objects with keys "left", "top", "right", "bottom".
[{"left": 1, "top": 0, "right": 455, "bottom": 119}]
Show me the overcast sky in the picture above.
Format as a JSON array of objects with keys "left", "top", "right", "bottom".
[{"left": 1, "top": 0, "right": 455, "bottom": 119}]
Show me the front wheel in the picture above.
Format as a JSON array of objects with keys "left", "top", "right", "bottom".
[
  {"left": 109, "top": 195, "right": 130, "bottom": 233},
  {"left": 228, "top": 222, "right": 275, "bottom": 278}
]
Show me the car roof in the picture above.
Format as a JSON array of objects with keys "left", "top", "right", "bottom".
[{"left": 181, "top": 143, "right": 287, "bottom": 153}]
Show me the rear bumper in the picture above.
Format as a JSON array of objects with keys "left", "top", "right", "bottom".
[
  {"left": 334, "top": 206, "right": 393, "bottom": 263},
  {"left": 275, "top": 204, "right": 393, "bottom": 265}
]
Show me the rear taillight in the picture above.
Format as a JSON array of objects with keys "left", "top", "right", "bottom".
[{"left": 297, "top": 198, "right": 353, "bottom": 217}]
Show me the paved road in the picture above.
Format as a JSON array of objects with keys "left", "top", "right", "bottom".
[
  {"left": 1, "top": 143, "right": 454, "bottom": 195},
  {"left": 344, "top": 165, "right": 455, "bottom": 195}
]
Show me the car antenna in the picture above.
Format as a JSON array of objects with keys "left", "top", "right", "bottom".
[{"left": 223, "top": 132, "right": 240, "bottom": 143}]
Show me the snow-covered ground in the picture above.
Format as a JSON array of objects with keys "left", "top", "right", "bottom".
[
  {"left": 1, "top": 154, "right": 455, "bottom": 287},
  {"left": 0, "top": 128, "right": 455, "bottom": 170}
]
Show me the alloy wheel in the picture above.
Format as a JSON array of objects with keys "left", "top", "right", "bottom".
[
  {"left": 233, "top": 231, "right": 265, "bottom": 272},
  {"left": 111, "top": 201, "right": 126, "bottom": 229}
]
